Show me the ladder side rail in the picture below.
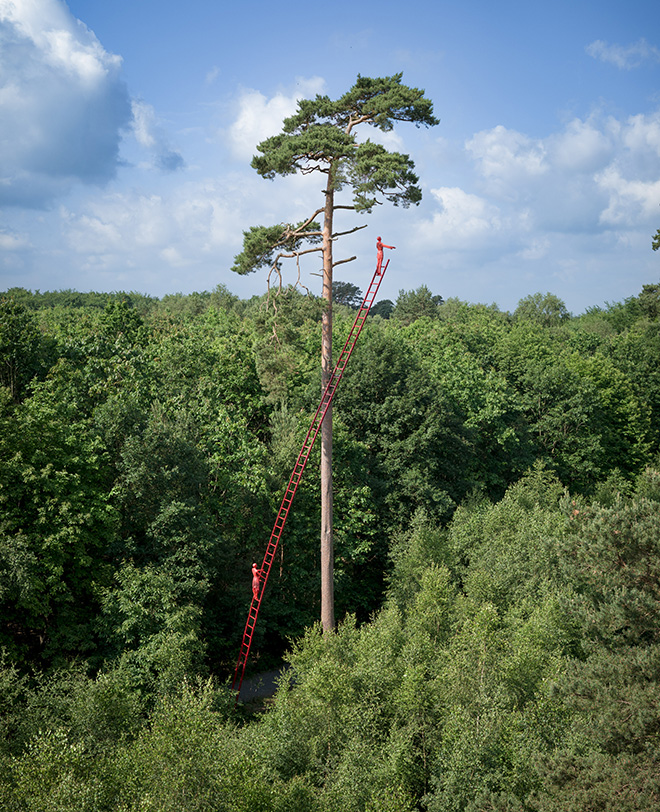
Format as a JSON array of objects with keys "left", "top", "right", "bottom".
[
  {"left": 327, "top": 259, "right": 388, "bottom": 382},
  {"left": 232, "top": 258, "right": 389, "bottom": 698},
  {"left": 311, "top": 258, "right": 389, "bottom": 427}
]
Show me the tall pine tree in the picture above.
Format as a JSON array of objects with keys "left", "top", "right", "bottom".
[{"left": 232, "top": 74, "right": 438, "bottom": 629}]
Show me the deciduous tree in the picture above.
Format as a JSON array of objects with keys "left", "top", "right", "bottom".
[
  {"left": 392, "top": 285, "right": 444, "bottom": 324},
  {"left": 333, "top": 280, "right": 363, "bottom": 309},
  {"left": 0, "top": 298, "right": 45, "bottom": 403}
]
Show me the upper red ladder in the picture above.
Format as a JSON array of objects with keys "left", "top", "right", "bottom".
[{"left": 232, "top": 257, "right": 391, "bottom": 700}]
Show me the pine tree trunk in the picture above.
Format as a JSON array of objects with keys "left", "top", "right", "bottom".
[{"left": 320, "top": 170, "right": 335, "bottom": 632}]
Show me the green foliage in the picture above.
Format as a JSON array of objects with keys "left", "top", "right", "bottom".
[
  {"left": 100, "top": 563, "right": 207, "bottom": 696},
  {"left": 514, "top": 292, "right": 570, "bottom": 327},
  {"left": 448, "top": 463, "right": 567, "bottom": 610},
  {"left": 610, "top": 320, "right": 660, "bottom": 450},
  {"left": 333, "top": 280, "right": 363, "bottom": 308},
  {"left": 249, "top": 287, "right": 324, "bottom": 404},
  {"left": 0, "top": 390, "right": 118, "bottom": 664},
  {"left": 338, "top": 325, "right": 467, "bottom": 522},
  {"left": 2, "top": 280, "right": 660, "bottom": 810},
  {"left": 232, "top": 222, "right": 322, "bottom": 276},
  {"left": 1, "top": 287, "right": 159, "bottom": 314},
  {"left": 116, "top": 680, "right": 317, "bottom": 812},
  {"left": 2, "top": 458, "right": 660, "bottom": 810},
  {"left": 387, "top": 509, "right": 454, "bottom": 613},
  {"left": 0, "top": 296, "right": 48, "bottom": 402},
  {"left": 295, "top": 72, "right": 439, "bottom": 133},
  {"left": 405, "top": 313, "right": 533, "bottom": 496},
  {"left": 369, "top": 298, "right": 394, "bottom": 318},
  {"left": 535, "top": 496, "right": 660, "bottom": 810},
  {"left": 635, "top": 463, "right": 660, "bottom": 501},
  {"left": 637, "top": 281, "right": 660, "bottom": 319},
  {"left": 256, "top": 476, "right": 577, "bottom": 811},
  {"left": 492, "top": 317, "right": 653, "bottom": 491},
  {"left": 348, "top": 139, "right": 423, "bottom": 211},
  {"left": 392, "top": 285, "right": 444, "bottom": 325}
]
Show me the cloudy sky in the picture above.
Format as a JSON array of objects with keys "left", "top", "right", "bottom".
[{"left": 1, "top": 0, "right": 659, "bottom": 313}]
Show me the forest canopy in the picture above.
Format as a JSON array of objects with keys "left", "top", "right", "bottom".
[{"left": 1, "top": 279, "right": 659, "bottom": 810}]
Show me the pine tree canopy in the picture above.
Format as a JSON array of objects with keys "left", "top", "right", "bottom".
[{"left": 232, "top": 73, "right": 438, "bottom": 276}]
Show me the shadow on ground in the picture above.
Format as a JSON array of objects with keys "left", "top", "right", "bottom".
[{"left": 238, "top": 669, "right": 286, "bottom": 702}]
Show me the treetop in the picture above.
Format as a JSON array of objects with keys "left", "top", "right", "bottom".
[
  {"left": 283, "top": 73, "right": 439, "bottom": 134},
  {"left": 234, "top": 73, "right": 439, "bottom": 277}
]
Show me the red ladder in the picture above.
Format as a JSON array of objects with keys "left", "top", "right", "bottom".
[{"left": 232, "top": 258, "right": 391, "bottom": 699}]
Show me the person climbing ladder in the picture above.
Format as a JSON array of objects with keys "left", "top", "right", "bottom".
[{"left": 252, "top": 563, "right": 261, "bottom": 600}]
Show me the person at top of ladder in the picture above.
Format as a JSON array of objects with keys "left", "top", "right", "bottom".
[
  {"left": 376, "top": 236, "right": 395, "bottom": 274},
  {"left": 252, "top": 563, "right": 261, "bottom": 600}
]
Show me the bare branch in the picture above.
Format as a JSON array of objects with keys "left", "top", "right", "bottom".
[
  {"left": 264, "top": 244, "right": 323, "bottom": 333},
  {"left": 265, "top": 263, "right": 283, "bottom": 337},
  {"left": 332, "top": 255, "right": 357, "bottom": 268},
  {"left": 294, "top": 251, "right": 312, "bottom": 296},
  {"left": 283, "top": 246, "right": 324, "bottom": 259},
  {"left": 293, "top": 208, "right": 325, "bottom": 233},
  {"left": 332, "top": 224, "right": 368, "bottom": 239}
]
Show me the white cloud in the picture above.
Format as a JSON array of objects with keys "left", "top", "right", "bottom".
[
  {"left": 466, "top": 125, "right": 547, "bottom": 194},
  {"left": 414, "top": 107, "right": 660, "bottom": 279},
  {"left": 471, "top": 113, "right": 660, "bottom": 227},
  {"left": 0, "top": 0, "right": 132, "bottom": 207},
  {"left": 48, "top": 98, "right": 660, "bottom": 305},
  {"left": 586, "top": 38, "right": 660, "bottom": 70},
  {"left": 0, "top": 0, "right": 122, "bottom": 83},
  {"left": 548, "top": 117, "right": 614, "bottom": 172},
  {"left": 160, "top": 246, "right": 187, "bottom": 267},
  {"left": 356, "top": 127, "right": 404, "bottom": 151},
  {"left": 621, "top": 112, "right": 660, "bottom": 160},
  {"left": 597, "top": 168, "right": 660, "bottom": 225},
  {"left": 131, "top": 100, "right": 184, "bottom": 172},
  {"left": 227, "top": 77, "right": 326, "bottom": 160},
  {"left": 61, "top": 181, "right": 248, "bottom": 271},
  {"left": 517, "top": 236, "right": 551, "bottom": 261},
  {"left": 0, "top": 228, "right": 28, "bottom": 250},
  {"left": 131, "top": 101, "right": 158, "bottom": 151},
  {"left": 415, "top": 187, "right": 505, "bottom": 249},
  {"left": 0, "top": 0, "right": 184, "bottom": 208}
]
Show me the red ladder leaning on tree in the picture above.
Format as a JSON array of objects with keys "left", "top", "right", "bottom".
[{"left": 231, "top": 247, "right": 393, "bottom": 701}]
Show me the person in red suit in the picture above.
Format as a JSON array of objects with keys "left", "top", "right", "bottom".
[
  {"left": 252, "top": 563, "right": 262, "bottom": 600},
  {"left": 376, "top": 236, "right": 395, "bottom": 273}
]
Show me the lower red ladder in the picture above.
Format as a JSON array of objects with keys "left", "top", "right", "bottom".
[{"left": 231, "top": 258, "right": 390, "bottom": 699}]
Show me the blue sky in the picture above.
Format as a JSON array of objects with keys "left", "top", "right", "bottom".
[{"left": 1, "top": 0, "right": 659, "bottom": 313}]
